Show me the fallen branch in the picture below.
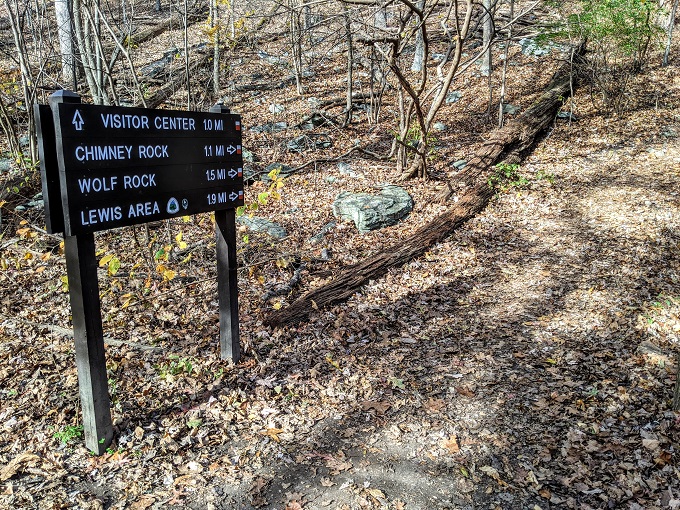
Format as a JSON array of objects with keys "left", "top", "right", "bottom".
[
  {"left": 261, "top": 263, "right": 306, "bottom": 302},
  {"left": 265, "top": 44, "right": 586, "bottom": 327},
  {"left": 137, "top": 52, "right": 210, "bottom": 109}
]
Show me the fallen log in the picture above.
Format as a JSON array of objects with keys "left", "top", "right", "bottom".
[
  {"left": 265, "top": 44, "right": 585, "bottom": 328},
  {"left": 136, "top": 52, "right": 210, "bottom": 109}
]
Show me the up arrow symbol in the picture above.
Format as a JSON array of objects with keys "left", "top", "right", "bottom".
[{"left": 72, "top": 110, "right": 84, "bottom": 131}]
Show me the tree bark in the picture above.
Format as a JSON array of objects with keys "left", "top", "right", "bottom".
[
  {"left": 55, "top": 0, "right": 76, "bottom": 88},
  {"left": 411, "top": 0, "right": 426, "bottom": 72},
  {"left": 136, "top": 53, "right": 210, "bottom": 109},
  {"left": 211, "top": 0, "right": 220, "bottom": 96},
  {"left": 343, "top": 5, "right": 354, "bottom": 127},
  {"left": 265, "top": 44, "right": 586, "bottom": 328},
  {"left": 664, "top": 0, "right": 679, "bottom": 67}
]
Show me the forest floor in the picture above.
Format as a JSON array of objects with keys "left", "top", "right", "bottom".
[{"left": 2, "top": 6, "right": 680, "bottom": 509}]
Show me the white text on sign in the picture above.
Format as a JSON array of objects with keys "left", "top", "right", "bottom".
[
  {"left": 98, "top": 113, "right": 226, "bottom": 131},
  {"left": 80, "top": 201, "right": 161, "bottom": 227},
  {"left": 77, "top": 174, "right": 157, "bottom": 194},
  {"left": 74, "top": 145, "right": 169, "bottom": 162}
]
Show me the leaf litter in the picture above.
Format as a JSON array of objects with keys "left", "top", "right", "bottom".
[{"left": 1, "top": 25, "right": 680, "bottom": 510}]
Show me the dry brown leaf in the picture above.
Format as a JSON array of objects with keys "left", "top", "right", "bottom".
[
  {"left": 480, "top": 466, "right": 508, "bottom": 487},
  {"left": 134, "top": 426, "right": 144, "bottom": 440},
  {"left": 455, "top": 386, "right": 475, "bottom": 397},
  {"left": 259, "top": 428, "right": 285, "bottom": 442},
  {"left": 0, "top": 453, "right": 41, "bottom": 481},
  {"left": 129, "top": 496, "right": 155, "bottom": 510},
  {"left": 642, "top": 439, "right": 660, "bottom": 451},
  {"left": 361, "top": 400, "right": 391, "bottom": 414},
  {"left": 424, "top": 397, "right": 446, "bottom": 413},
  {"left": 366, "top": 487, "right": 385, "bottom": 499},
  {"left": 441, "top": 436, "right": 460, "bottom": 454},
  {"left": 325, "top": 454, "right": 353, "bottom": 475}
]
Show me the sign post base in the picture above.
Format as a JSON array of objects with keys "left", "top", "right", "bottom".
[{"left": 64, "top": 234, "right": 113, "bottom": 455}]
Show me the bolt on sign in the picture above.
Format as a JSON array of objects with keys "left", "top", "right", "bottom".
[{"left": 35, "top": 91, "right": 243, "bottom": 454}]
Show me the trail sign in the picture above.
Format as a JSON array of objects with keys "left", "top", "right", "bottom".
[
  {"left": 36, "top": 91, "right": 243, "bottom": 454},
  {"left": 46, "top": 101, "right": 244, "bottom": 235}
]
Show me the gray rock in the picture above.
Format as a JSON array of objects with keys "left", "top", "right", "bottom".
[
  {"left": 662, "top": 127, "right": 677, "bottom": 138},
  {"left": 452, "top": 159, "right": 467, "bottom": 170},
  {"left": 257, "top": 50, "right": 283, "bottom": 65},
  {"left": 15, "top": 192, "right": 44, "bottom": 211},
  {"left": 502, "top": 103, "right": 520, "bottom": 115},
  {"left": 26, "top": 199, "right": 44, "bottom": 209},
  {"left": 0, "top": 159, "right": 11, "bottom": 172},
  {"left": 269, "top": 103, "right": 285, "bottom": 114},
  {"left": 297, "top": 112, "right": 335, "bottom": 130},
  {"left": 433, "top": 122, "right": 447, "bottom": 132},
  {"left": 446, "top": 91, "right": 462, "bottom": 104},
  {"left": 309, "top": 221, "right": 336, "bottom": 244},
  {"left": 18, "top": 135, "right": 30, "bottom": 148},
  {"left": 338, "top": 162, "right": 362, "bottom": 179},
  {"left": 242, "top": 148, "right": 256, "bottom": 163},
  {"left": 237, "top": 216, "right": 287, "bottom": 239},
  {"left": 249, "top": 122, "right": 288, "bottom": 134},
  {"left": 307, "top": 97, "right": 322, "bottom": 109},
  {"left": 287, "top": 134, "right": 332, "bottom": 153},
  {"left": 519, "top": 38, "right": 551, "bottom": 56},
  {"left": 242, "top": 164, "right": 259, "bottom": 183},
  {"left": 332, "top": 185, "right": 413, "bottom": 233},
  {"left": 557, "top": 111, "right": 578, "bottom": 122}
]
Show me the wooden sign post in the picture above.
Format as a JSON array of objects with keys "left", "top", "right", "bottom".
[{"left": 35, "top": 91, "right": 244, "bottom": 454}]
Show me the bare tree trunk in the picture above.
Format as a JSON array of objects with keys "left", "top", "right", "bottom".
[
  {"left": 343, "top": 5, "right": 353, "bottom": 127},
  {"left": 55, "top": 0, "right": 76, "bottom": 88},
  {"left": 367, "top": 45, "right": 388, "bottom": 125},
  {"left": 664, "top": 0, "right": 679, "bottom": 66},
  {"left": 498, "top": 0, "right": 513, "bottom": 127},
  {"left": 229, "top": 0, "right": 236, "bottom": 39},
  {"left": 184, "top": 0, "right": 191, "bottom": 110},
  {"left": 95, "top": 3, "right": 145, "bottom": 107},
  {"left": 482, "top": 0, "right": 494, "bottom": 112},
  {"left": 211, "top": 0, "right": 220, "bottom": 96},
  {"left": 289, "top": 0, "right": 304, "bottom": 95},
  {"left": 673, "top": 351, "right": 680, "bottom": 411},
  {"left": 411, "top": 0, "right": 425, "bottom": 72},
  {"left": 72, "top": 0, "right": 108, "bottom": 104},
  {"left": 4, "top": 0, "right": 38, "bottom": 163}
]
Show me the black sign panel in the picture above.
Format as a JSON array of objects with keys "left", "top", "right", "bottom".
[{"left": 50, "top": 103, "right": 244, "bottom": 235}]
